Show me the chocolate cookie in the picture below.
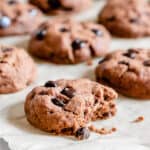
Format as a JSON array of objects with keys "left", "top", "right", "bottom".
[
  {"left": 25, "top": 79, "right": 117, "bottom": 139},
  {"left": 29, "top": 0, "right": 92, "bottom": 15},
  {"left": 96, "top": 48, "right": 150, "bottom": 99},
  {"left": 0, "top": 0, "right": 43, "bottom": 36},
  {"left": 0, "top": 45, "right": 37, "bottom": 93},
  {"left": 98, "top": 0, "right": 150, "bottom": 38},
  {"left": 28, "top": 19, "right": 111, "bottom": 64}
]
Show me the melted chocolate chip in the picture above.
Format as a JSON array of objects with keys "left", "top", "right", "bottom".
[
  {"left": 71, "top": 39, "right": 86, "bottom": 50},
  {"left": 36, "top": 29, "right": 47, "bottom": 40},
  {"left": 51, "top": 98, "right": 65, "bottom": 107},
  {"left": 118, "top": 61, "right": 129, "bottom": 66},
  {"left": 98, "top": 57, "right": 109, "bottom": 64},
  {"left": 44, "top": 81, "right": 57, "bottom": 87},
  {"left": 91, "top": 29, "right": 103, "bottom": 36},
  {"left": 123, "top": 50, "right": 136, "bottom": 59},
  {"left": 0, "top": 16, "right": 11, "bottom": 28},
  {"left": 61, "top": 87, "right": 75, "bottom": 98},
  {"left": 60, "top": 28, "right": 69, "bottom": 32},
  {"left": 47, "top": 0, "right": 61, "bottom": 9},
  {"left": 75, "top": 127, "right": 90, "bottom": 140},
  {"left": 143, "top": 60, "right": 150, "bottom": 67}
]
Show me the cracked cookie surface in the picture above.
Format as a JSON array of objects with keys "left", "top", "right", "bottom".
[
  {"left": 0, "top": 0, "right": 43, "bottom": 36},
  {"left": 29, "top": 0, "right": 92, "bottom": 15},
  {"left": 28, "top": 19, "right": 111, "bottom": 64},
  {"left": 0, "top": 45, "right": 37, "bottom": 93},
  {"left": 98, "top": 0, "right": 150, "bottom": 38},
  {"left": 25, "top": 79, "right": 117, "bottom": 139},
  {"left": 96, "top": 48, "right": 150, "bottom": 99}
]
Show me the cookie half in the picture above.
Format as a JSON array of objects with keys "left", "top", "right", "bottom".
[
  {"left": 0, "top": 45, "right": 37, "bottom": 93},
  {"left": 25, "top": 79, "right": 117, "bottom": 139},
  {"left": 96, "top": 48, "right": 150, "bottom": 99},
  {"left": 28, "top": 19, "right": 111, "bottom": 64},
  {"left": 98, "top": 0, "right": 150, "bottom": 38},
  {"left": 0, "top": 0, "right": 43, "bottom": 36},
  {"left": 29, "top": 0, "right": 92, "bottom": 15}
]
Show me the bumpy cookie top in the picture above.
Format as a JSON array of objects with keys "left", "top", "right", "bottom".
[
  {"left": 25, "top": 79, "right": 117, "bottom": 139},
  {"left": 0, "top": 0, "right": 43, "bottom": 36},
  {"left": 98, "top": 0, "right": 150, "bottom": 38},
  {"left": 0, "top": 45, "right": 37, "bottom": 93},
  {"left": 29, "top": 0, "right": 92, "bottom": 14},
  {"left": 96, "top": 48, "right": 150, "bottom": 98},
  {"left": 29, "top": 19, "right": 111, "bottom": 64}
]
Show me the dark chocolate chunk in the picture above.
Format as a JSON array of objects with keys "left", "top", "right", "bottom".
[
  {"left": 61, "top": 87, "right": 75, "bottom": 98},
  {"left": 143, "top": 60, "right": 150, "bottom": 67},
  {"left": 36, "top": 29, "right": 47, "bottom": 40},
  {"left": 91, "top": 29, "right": 103, "bottom": 36},
  {"left": 71, "top": 39, "right": 86, "bottom": 50},
  {"left": 44, "top": 81, "right": 57, "bottom": 88},
  {"left": 47, "top": 0, "right": 61, "bottom": 9},
  {"left": 75, "top": 127, "right": 90, "bottom": 140},
  {"left": 51, "top": 98, "right": 65, "bottom": 107}
]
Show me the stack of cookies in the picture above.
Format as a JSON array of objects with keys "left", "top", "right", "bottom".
[{"left": 0, "top": 0, "right": 150, "bottom": 140}]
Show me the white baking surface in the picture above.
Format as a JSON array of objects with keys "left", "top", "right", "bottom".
[{"left": 0, "top": 1, "right": 150, "bottom": 150}]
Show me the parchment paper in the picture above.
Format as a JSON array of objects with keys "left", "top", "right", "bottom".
[{"left": 0, "top": 1, "right": 150, "bottom": 150}]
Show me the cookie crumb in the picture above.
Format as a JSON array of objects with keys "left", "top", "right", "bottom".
[
  {"left": 88, "top": 125, "right": 117, "bottom": 135},
  {"left": 132, "top": 116, "right": 144, "bottom": 123},
  {"left": 86, "top": 59, "right": 93, "bottom": 66}
]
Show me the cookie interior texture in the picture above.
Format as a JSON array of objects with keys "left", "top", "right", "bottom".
[
  {"left": 24, "top": 79, "right": 117, "bottom": 140},
  {"left": 28, "top": 19, "right": 111, "bottom": 64},
  {"left": 0, "top": 0, "right": 43, "bottom": 36},
  {"left": 0, "top": 45, "right": 37, "bottom": 93},
  {"left": 98, "top": 0, "right": 150, "bottom": 38},
  {"left": 96, "top": 48, "right": 150, "bottom": 99},
  {"left": 29, "top": 0, "right": 92, "bottom": 15}
]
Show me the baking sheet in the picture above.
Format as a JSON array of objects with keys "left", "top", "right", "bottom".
[{"left": 0, "top": 1, "right": 150, "bottom": 150}]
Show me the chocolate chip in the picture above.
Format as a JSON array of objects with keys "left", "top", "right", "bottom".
[
  {"left": 0, "top": 16, "right": 11, "bottom": 28},
  {"left": 123, "top": 50, "right": 136, "bottom": 59},
  {"left": 36, "top": 29, "right": 47, "bottom": 40},
  {"left": 29, "top": 9, "right": 37, "bottom": 16},
  {"left": 143, "top": 60, "right": 150, "bottom": 67},
  {"left": 47, "top": 0, "right": 61, "bottom": 9},
  {"left": 61, "top": 87, "right": 75, "bottom": 98},
  {"left": 60, "top": 28, "right": 69, "bottom": 32},
  {"left": 98, "top": 57, "right": 109, "bottom": 64},
  {"left": 51, "top": 98, "right": 65, "bottom": 107},
  {"left": 8, "top": 0, "right": 17, "bottom": 5},
  {"left": 118, "top": 61, "right": 129, "bottom": 66},
  {"left": 71, "top": 39, "right": 86, "bottom": 50},
  {"left": 44, "top": 81, "right": 57, "bottom": 87},
  {"left": 75, "top": 127, "right": 90, "bottom": 140},
  {"left": 129, "top": 18, "right": 138, "bottom": 23},
  {"left": 106, "top": 16, "right": 116, "bottom": 21},
  {"left": 91, "top": 29, "right": 103, "bottom": 36}
]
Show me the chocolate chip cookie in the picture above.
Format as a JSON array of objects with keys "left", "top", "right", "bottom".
[
  {"left": 28, "top": 19, "right": 111, "bottom": 64},
  {"left": 0, "top": 45, "right": 37, "bottom": 93},
  {"left": 0, "top": 0, "right": 43, "bottom": 36},
  {"left": 29, "top": 0, "right": 92, "bottom": 15},
  {"left": 96, "top": 48, "right": 150, "bottom": 99},
  {"left": 25, "top": 79, "right": 117, "bottom": 139},
  {"left": 98, "top": 0, "right": 150, "bottom": 38}
]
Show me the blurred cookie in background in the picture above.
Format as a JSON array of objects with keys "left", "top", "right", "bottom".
[
  {"left": 98, "top": 0, "right": 150, "bottom": 38},
  {"left": 0, "top": 0, "right": 44, "bottom": 36},
  {"left": 0, "top": 45, "right": 37, "bottom": 94},
  {"left": 29, "top": 0, "right": 92, "bottom": 15},
  {"left": 28, "top": 19, "right": 111, "bottom": 64}
]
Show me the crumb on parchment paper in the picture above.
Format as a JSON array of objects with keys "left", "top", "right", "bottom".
[
  {"left": 132, "top": 116, "right": 144, "bottom": 123},
  {"left": 88, "top": 125, "right": 117, "bottom": 135}
]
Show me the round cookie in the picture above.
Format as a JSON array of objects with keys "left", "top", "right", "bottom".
[
  {"left": 96, "top": 48, "right": 150, "bottom": 99},
  {"left": 25, "top": 79, "right": 117, "bottom": 139},
  {"left": 0, "top": 45, "right": 37, "bottom": 93},
  {"left": 29, "top": 0, "right": 92, "bottom": 15},
  {"left": 98, "top": 0, "right": 150, "bottom": 38},
  {"left": 28, "top": 19, "right": 111, "bottom": 64},
  {"left": 0, "top": 0, "right": 43, "bottom": 36}
]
